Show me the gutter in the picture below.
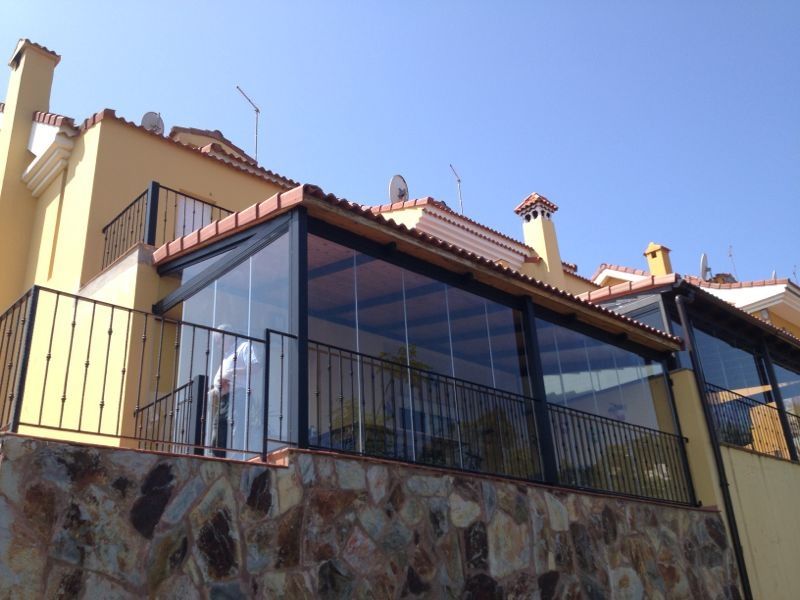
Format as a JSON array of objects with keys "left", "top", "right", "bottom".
[{"left": 675, "top": 293, "right": 753, "bottom": 600}]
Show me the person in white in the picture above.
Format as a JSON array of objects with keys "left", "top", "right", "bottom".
[{"left": 208, "top": 326, "right": 261, "bottom": 457}]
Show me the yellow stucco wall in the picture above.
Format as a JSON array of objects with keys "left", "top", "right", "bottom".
[
  {"left": 767, "top": 311, "right": 800, "bottom": 339},
  {"left": 722, "top": 446, "right": 800, "bottom": 600}
]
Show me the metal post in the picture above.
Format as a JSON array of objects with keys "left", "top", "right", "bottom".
[
  {"left": 261, "top": 332, "right": 271, "bottom": 462},
  {"left": 521, "top": 297, "right": 560, "bottom": 484},
  {"left": 675, "top": 293, "right": 753, "bottom": 600},
  {"left": 761, "top": 342, "right": 799, "bottom": 462},
  {"left": 10, "top": 287, "right": 39, "bottom": 432},
  {"left": 291, "top": 208, "right": 309, "bottom": 449},
  {"left": 190, "top": 374, "right": 207, "bottom": 456},
  {"left": 143, "top": 181, "right": 161, "bottom": 246}
]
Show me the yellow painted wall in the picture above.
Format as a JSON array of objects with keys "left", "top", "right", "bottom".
[
  {"left": 767, "top": 311, "right": 800, "bottom": 339},
  {"left": 72, "top": 118, "right": 287, "bottom": 298},
  {"left": 723, "top": 446, "right": 800, "bottom": 600}
]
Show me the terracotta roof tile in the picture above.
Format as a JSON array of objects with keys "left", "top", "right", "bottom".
[
  {"left": 9, "top": 39, "right": 61, "bottom": 67},
  {"left": 78, "top": 109, "right": 298, "bottom": 190},
  {"left": 199, "top": 142, "right": 257, "bottom": 167},
  {"left": 683, "top": 275, "right": 790, "bottom": 290},
  {"left": 152, "top": 184, "right": 680, "bottom": 348},
  {"left": 514, "top": 192, "right": 559, "bottom": 215},
  {"left": 590, "top": 262, "right": 650, "bottom": 282},
  {"left": 32, "top": 110, "right": 77, "bottom": 132},
  {"left": 577, "top": 274, "right": 679, "bottom": 304},
  {"left": 170, "top": 126, "right": 255, "bottom": 164},
  {"left": 371, "top": 197, "right": 533, "bottom": 257}
]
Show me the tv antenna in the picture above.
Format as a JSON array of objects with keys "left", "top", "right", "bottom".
[
  {"left": 728, "top": 244, "right": 739, "bottom": 280},
  {"left": 389, "top": 175, "right": 409, "bottom": 204},
  {"left": 699, "top": 253, "right": 711, "bottom": 281},
  {"left": 236, "top": 85, "right": 261, "bottom": 162},
  {"left": 449, "top": 164, "right": 464, "bottom": 214},
  {"left": 140, "top": 112, "right": 164, "bottom": 135}
]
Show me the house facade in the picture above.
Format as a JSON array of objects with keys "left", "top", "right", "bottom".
[{"left": 0, "top": 39, "right": 757, "bottom": 597}]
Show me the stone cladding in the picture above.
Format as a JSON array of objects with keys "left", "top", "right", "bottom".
[{"left": 0, "top": 435, "right": 741, "bottom": 599}]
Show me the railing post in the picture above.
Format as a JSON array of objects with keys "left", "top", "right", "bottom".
[
  {"left": 761, "top": 342, "right": 799, "bottom": 462},
  {"left": 522, "top": 297, "right": 560, "bottom": 484},
  {"left": 9, "top": 287, "right": 39, "bottom": 432},
  {"left": 143, "top": 181, "right": 161, "bottom": 246},
  {"left": 261, "top": 332, "right": 271, "bottom": 461},
  {"left": 190, "top": 374, "right": 207, "bottom": 456},
  {"left": 291, "top": 208, "right": 309, "bottom": 449}
]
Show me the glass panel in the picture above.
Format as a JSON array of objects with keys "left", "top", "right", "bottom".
[
  {"left": 692, "top": 324, "right": 770, "bottom": 403},
  {"left": 170, "top": 230, "right": 291, "bottom": 457},
  {"left": 308, "top": 235, "right": 357, "bottom": 350},
  {"left": 180, "top": 247, "right": 235, "bottom": 284},
  {"left": 535, "top": 317, "right": 671, "bottom": 430}
]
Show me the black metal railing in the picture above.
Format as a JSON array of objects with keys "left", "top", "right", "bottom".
[
  {"left": 0, "top": 287, "right": 292, "bottom": 460},
  {"left": 548, "top": 403, "right": 693, "bottom": 504},
  {"left": 101, "top": 182, "right": 233, "bottom": 269},
  {"left": 307, "top": 341, "right": 541, "bottom": 481},
  {"left": 705, "top": 382, "right": 798, "bottom": 460},
  {"left": 0, "top": 286, "right": 695, "bottom": 504},
  {"left": 0, "top": 290, "right": 35, "bottom": 431}
]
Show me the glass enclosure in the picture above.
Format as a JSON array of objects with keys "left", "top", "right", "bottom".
[
  {"left": 535, "top": 317, "right": 675, "bottom": 432},
  {"left": 143, "top": 214, "right": 689, "bottom": 501},
  {"left": 168, "top": 231, "right": 293, "bottom": 458},
  {"left": 306, "top": 234, "right": 536, "bottom": 477}
]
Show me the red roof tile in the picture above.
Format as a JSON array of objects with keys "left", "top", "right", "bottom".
[
  {"left": 684, "top": 275, "right": 791, "bottom": 290},
  {"left": 152, "top": 184, "right": 680, "bottom": 349},
  {"left": 9, "top": 39, "right": 61, "bottom": 67},
  {"left": 590, "top": 262, "right": 650, "bottom": 282},
  {"left": 514, "top": 192, "right": 559, "bottom": 215},
  {"left": 32, "top": 110, "right": 77, "bottom": 132},
  {"left": 79, "top": 109, "right": 298, "bottom": 190},
  {"left": 170, "top": 126, "right": 256, "bottom": 164}
]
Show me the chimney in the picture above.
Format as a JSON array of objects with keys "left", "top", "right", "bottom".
[
  {"left": 643, "top": 242, "right": 673, "bottom": 276},
  {"left": 515, "top": 192, "right": 565, "bottom": 288},
  {"left": 0, "top": 39, "right": 60, "bottom": 306}
]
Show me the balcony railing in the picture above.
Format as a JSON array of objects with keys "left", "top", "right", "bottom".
[
  {"left": 0, "top": 286, "right": 695, "bottom": 504},
  {"left": 307, "top": 340, "right": 542, "bottom": 481},
  {"left": 101, "top": 182, "right": 233, "bottom": 269},
  {"left": 548, "top": 403, "right": 693, "bottom": 504},
  {"left": 705, "top": 382, "right": 800, "bottom": 461}
]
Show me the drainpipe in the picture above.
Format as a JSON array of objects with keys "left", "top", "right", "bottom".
[{"left": 675, "top": 293, "right": 753, "bottom": 600}]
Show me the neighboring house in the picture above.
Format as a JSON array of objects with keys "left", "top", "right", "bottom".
[
  {"left": 584, "top": 243, "right": 800, "bottom": 600},
  {"left": 0, "top": 39, "right": 750, "bottom": 597}
]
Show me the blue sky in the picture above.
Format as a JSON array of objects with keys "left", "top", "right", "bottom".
[{"left": 3, "top": 2, "right": 798, "bottom": 281}]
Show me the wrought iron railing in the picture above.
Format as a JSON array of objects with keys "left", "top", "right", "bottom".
[
  {"left": 101, "top": 182, "right": 233, "bottom": 269},
  {"left": 0, "top": 287, "right": 290, "bottom": 460},
  {"left": 0, "top": 286, "right": 695, "bottom": 504},
  {"left": 705, "top": 382, "right": 799, "bottom": 461},
  {"left": 548, "top": 403, "right": 693, "bottom": 504},
  {"left": 307, "top": 340, "right": 541, "bottom": 481}
]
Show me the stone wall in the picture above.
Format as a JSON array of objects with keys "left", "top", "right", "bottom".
[{"left": 0, "top": 435, "right": 741, "bottom": 599}]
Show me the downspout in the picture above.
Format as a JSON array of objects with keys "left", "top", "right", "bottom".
[{"left": 675, "top": 293, "right": 753, "bottom": 600}]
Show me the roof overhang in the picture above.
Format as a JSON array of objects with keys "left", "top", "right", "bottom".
[{"left": 152, "top": 185, "right": 682, "bottom": 354}]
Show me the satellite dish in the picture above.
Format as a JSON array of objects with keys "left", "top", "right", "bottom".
[
  {"left": 141, "top": 112, "right": 164, "bottom": 135},
  {"left": 699, "top": 253, "right": 710, "bottom": 281},
  {"left": 389, "top": 175, "right": 409, "bottom": 204}
]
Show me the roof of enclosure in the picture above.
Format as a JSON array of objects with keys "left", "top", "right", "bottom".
[{"left": 151, "top": 184, "right": 683, "bottom": 353}]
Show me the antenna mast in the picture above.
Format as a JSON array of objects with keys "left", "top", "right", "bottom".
[
  {"left": 449, "top": 164, "right": 464, "bottom": 214},
  {"left": 236, "top": 85, "right": 261, "bottom": 162},
  {"left": 728, "top": 244, "right": 739, "bottom": 280}
]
